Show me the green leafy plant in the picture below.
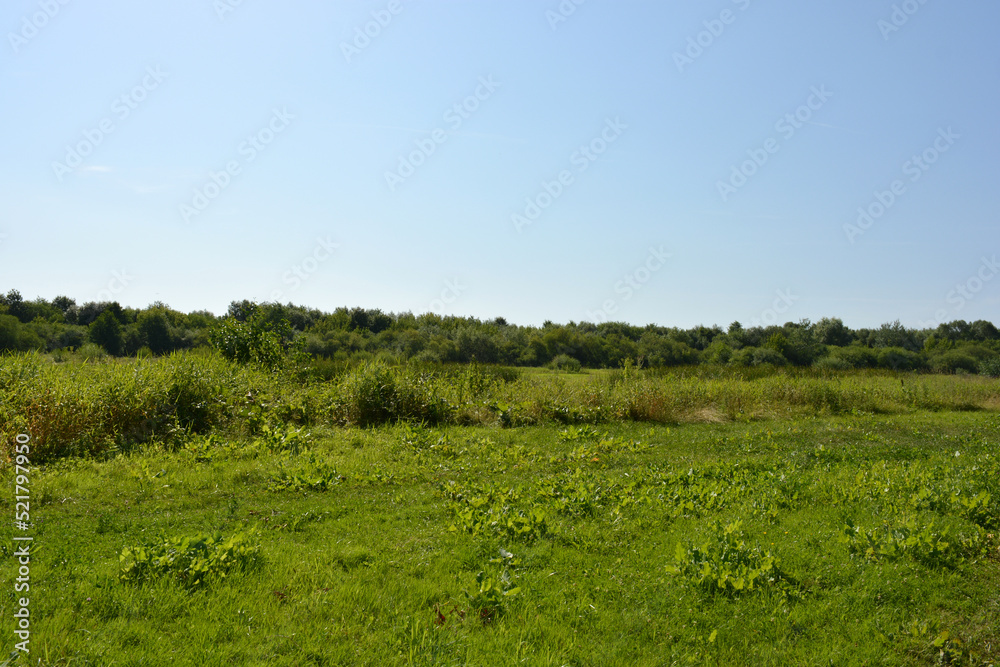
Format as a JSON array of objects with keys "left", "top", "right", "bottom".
[
  {"left": 119, "top": 529, "right": 261, "bottom": 588},
  {"left": 666, "top": 520, "right": 797, "bottom": 596}
]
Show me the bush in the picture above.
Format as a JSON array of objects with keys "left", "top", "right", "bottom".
[
  {"left": 731, "top": 346, "right": 788, "bottom": 367},
  {"left": 828, "top": 345, "right": 878, "bottom": 369},
  {"left": 548, "top": 354, "right": 582, "bottom": 372},
  {"left": 813, "top": 356, "right": 851, "bottom": 371},
  {"left": 337, "top": 360, "right": 450, "bottom": 426},
  {"left": 876, "top": 347, "right": 924, "bottom": 372},
  {"left": 978, "top": 357, "right": 1000, "bottom": 378},
  {"left": 209, "top": 311, "right": 288, "bottom": 369},
  {"left": 929, "top": 351, "right": 979, "bottom": 374},
  {"left": 77, "top": 343, "right": 108, "bottom": 362}
]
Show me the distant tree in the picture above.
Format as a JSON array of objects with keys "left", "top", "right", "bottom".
[
  {"left": 1, "top": 290, "right": 28, "bottom": 323},
  {"left": 137, "top": 309, "right": 173, "bottom": 354},
  {"left": 227, "top": 300, "right": 257, "bottom": 322},
  {"left": 209, "top": 311, "right": 289, "bottom": 368},
  {"left": 89, "top": 311, "right": 123, "bottom": 355},
  {"left": 813, "top": 317, "right": 852, "bottom": 346}
]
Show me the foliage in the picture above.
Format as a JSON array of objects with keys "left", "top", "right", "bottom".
[
  {"left": 209, "top": 309, "right": 289, "bottom": 368},
  {"left": 667, "top": 520, "right": 797, "bottom": 596},
  {"left": 119, "top": 529, "right": 261, "bottom": 588}
]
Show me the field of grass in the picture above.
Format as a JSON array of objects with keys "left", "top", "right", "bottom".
[{"left": 1, "top": 353, "right": 999, "bottom": 665}]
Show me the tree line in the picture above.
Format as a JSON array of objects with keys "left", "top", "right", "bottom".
[{"left": 2, "top": 290, "right": 999, "bottom": 374}]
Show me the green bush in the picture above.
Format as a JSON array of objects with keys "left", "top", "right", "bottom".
[
  {"left": 876, "top": 347, "right": 924, "bottom": 371},
  {"left": 78, "top": 342, "right": 109, "bottom": 362},
  {"left": 979, "top": 356, "right": 1000, "bottom": 378},
  {"left": 548, "top": 354, "right": 582, "bottom": 372},
  {"left": 731, "top": 347, "right": 788, "bottom": 367},
  {"left": 929, "top": 351, "right": 979, "bottom": 374},
  {"left": 829, "top": 345, "right": 878, "bottom": 369},
  {"left": 337, "top": 360, "right": 451, "bottom": 426},
  {"left": 813, "top": 356, "right": 851, "bottom": 371},
  {"left": 208, "top": 311, "right": 287, "bottom": 369}
]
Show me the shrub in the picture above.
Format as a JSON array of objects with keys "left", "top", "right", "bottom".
[
  {"left": 731, "top": 347, "right": 788, "bottom": 367},
  {"left": 208, "top": 311, "right": 287, "bottom": 369},
  {"left": 979, "top": 357, "right": 1000, "bottom": 378},
  {"left": 548, "top": 354, "right": 582, "bottom": 372},
  {"left": 876, "top": 347, "right": 924, "bottom": 372},
  {"left": 929, "top": 351, "right": 979, "bottom": 374},
  {"left": 813, "top": 356, "right": 850, "bottom": 371},
  {"left": 830, "top": 345, "right": 878, "bottom": 369},
  {"left": 337, "top": 360, "right": 450, "bottom": 426},
  {"left": 78, "top": 342, "right": 108, "bottom": 362}
]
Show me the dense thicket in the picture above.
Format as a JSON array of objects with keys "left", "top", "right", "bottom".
[{"left": 2, "top": 289, "right": 999, "bottom": 374}]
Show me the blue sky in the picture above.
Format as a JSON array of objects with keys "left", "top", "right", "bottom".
[{"left": 1, "top": 0, "right": 997, "bottom": 329}]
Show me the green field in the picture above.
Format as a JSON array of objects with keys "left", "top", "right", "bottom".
[{"left": 1, "top": 353, "right": 999, "bottom": 665}]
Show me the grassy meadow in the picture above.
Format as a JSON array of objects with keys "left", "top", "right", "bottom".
[{"left": 1, "top": 351, "right": 999, "bottom": 665}]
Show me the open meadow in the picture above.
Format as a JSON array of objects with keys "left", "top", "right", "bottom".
[{"left": 1, "top": 352, "right": 999, "bottom": 666}]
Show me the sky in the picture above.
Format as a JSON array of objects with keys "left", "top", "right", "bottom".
[{"left": 1, "top": 0, "right": 997, "bottom": 330}]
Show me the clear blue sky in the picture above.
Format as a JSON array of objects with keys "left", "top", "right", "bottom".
[{"left": 2, "top": 0, "right": 997, "bottom": 329}]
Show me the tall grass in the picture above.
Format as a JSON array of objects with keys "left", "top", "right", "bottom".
[{"left": 2, "top": 351, "right": 998, "bottom": 460}]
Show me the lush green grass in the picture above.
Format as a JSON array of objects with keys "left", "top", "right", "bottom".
[
  {"left": 2, "top": 407, "right": 999, "bottom": 665},
  {"left": 3, "top": 351, "right": 1000, "bottom": 461},
  {"left": 1, "top": 353, "right": 999, "bottom": 664}
]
